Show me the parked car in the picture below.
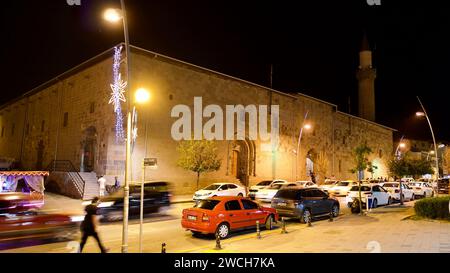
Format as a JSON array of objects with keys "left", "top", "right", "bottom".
[
  {"left": 193, "top": 183, "right": 246, "bottom": 201},
  {"left": 254, "top": 182, "right": 289, "bottom": 202},
  {"left": 271, "top": 188, "right": 340, "bottom": 223},
  {"left": 407, "top": 181, "right": 434, "bottom": 198},
  {"left": 181, "top": 196, "right": 278, "bottom": 239},
  {"left": 248, "top": 179, "right": 286, "bottom": 200},
  {"left": 292, "top": 181, "right": 317, "bottom": 188},
  {"left": 0, "top": 211, "right": 81, "bottom": 248},
  {"left": 0, "top": 192, "right": 42, "bottom": 214},
  {"left": 327, "top": 181, "right": 357, "bottom": 196},
  {"left": 380, "top": 182, "right": 415, "bottom": 201},
  {"left": 437, "top": 179, "right": 449, "bottom": 194},
  {"left": 96, "top": 181, "right": 171, "bottom": 221},
  {"left": 319, "top": 180, "right": 339, "bottom": 192},
  {"left": 345, "top": 184, "right": 392, "bottom": 208}
]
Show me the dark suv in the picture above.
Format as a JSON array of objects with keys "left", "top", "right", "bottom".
[
  {"left": 271, "top": 188, "right": 340, "bottom": 223},
  {"left": 96, "top": 181, "right": 171, "bottom": 221}
]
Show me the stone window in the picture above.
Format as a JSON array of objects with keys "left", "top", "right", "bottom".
[
  {"left": 11, "top": 123, "right": 15, "bottom": 136},
  {"left": 41, "top": 120, "right": 45, "bottom": 132},
  {"left": 338, "top": 160, "right": 342, "bottom": 173},
  {"left": 1, "top": 126, "right": 4, "bottom": 138},
  {"left": 379, "top": 149, "right": 383, "bottom": 158},
  {"left": 342, "top": 136, "right": 346, "bottom": 145},
  {"left": 63, "top": 112, "right": 69, "bottom": 127},
  {"left": 90, "top": 102, "right": 95, "bottom": 113}
]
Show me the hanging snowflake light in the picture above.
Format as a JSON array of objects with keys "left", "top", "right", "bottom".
[{"left": 109, "top": 45, "right": 127, "bottom": 143}]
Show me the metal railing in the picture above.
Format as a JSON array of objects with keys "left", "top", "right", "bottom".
[{"left": 45, "top": 160, "right": 86, "bottom": 198}]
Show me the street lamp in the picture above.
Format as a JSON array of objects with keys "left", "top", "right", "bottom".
[
  {"left": 134, "top": 87, "right": 150, "bottom": 253},
  {"left": 416, "top": 96, "right": 439, "bottom": 182},
  {"left": 103, "top": 0, "right": 132, "bottom": 253},
  {"left": 295, "top": 110, "right": 312, "bottom": 180}
]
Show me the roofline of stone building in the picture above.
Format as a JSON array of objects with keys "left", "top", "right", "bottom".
[
  {"left": 336, "top": 110, "right": 397, "bottom": 132},
  {"left": 0, "top": 43, "right": 396, "bottom": 132}
]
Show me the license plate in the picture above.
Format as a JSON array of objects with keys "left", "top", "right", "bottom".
[
  {"left": 187, "top": 215, "right": 197, "bottom": 221},
  {"left": 277, "top": 202, "right": 287, "bottom": 207}
]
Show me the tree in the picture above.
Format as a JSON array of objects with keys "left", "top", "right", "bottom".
[
  {"left": 350, "top": 143, "right": 374, "bottom": 214},
  {"left": 314, "top": 151, "right": 329, "bottom": 184},
  {"left": 176, "top": 139, "right": 222, "bottom": 190}
]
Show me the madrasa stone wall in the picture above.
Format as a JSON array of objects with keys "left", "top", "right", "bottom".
[{"left": 0, "top": 46, "right": 394, "bottom": 195}]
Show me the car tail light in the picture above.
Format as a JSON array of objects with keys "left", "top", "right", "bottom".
[
  {"left": 202, "top": 214, "right": 210, "bottom": 222},
  {"left": 415, "top": 187, "right": 421, "bottom": 190}
]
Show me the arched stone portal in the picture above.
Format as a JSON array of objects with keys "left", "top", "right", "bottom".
[
  {"left": 80, "top": 126, "right": 97, "bottom": 172},
  {"left": 230, "top": 138, "right": 255, "bottom": 186}
]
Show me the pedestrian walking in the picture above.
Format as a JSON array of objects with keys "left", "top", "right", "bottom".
[
  {"left": 98, "top": 175, "right": 106, "bottom": 197},
  {"left": 114, "top": 176, "right": 120, "bottom": 189},
  {"left": 79, "top": 197, "right": 108, "bottom": 253}
]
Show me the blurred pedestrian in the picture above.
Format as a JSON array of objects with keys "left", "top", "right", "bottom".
[
  {"left": 79, "top": 197, "right": 108, "bottom": 253},
  {"left": 114, "top": 176, "right": 120, "bottom": 189},
  {"left": 98, "top": 175, "right": 106, "bottom": 197}
]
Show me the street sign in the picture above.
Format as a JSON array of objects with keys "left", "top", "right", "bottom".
[{"left": 143, "top": 158, "right": 157, "bottom": 168}]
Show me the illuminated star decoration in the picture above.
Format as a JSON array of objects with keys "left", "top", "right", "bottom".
[{"left": 109, "top": 46, "right": 127, "bottom": 143}]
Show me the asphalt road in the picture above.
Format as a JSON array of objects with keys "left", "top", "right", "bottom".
[{"left": 1, "top": 198, "right": 352, "bottom": 253}]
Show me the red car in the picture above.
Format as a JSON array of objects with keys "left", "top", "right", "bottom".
[{"left": 181, "top": 196, "right": 279, "bottom": 239}]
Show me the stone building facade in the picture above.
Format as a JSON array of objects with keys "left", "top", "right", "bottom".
[{"left": 0, "top": 44, "right": 395, "bottom": 195}]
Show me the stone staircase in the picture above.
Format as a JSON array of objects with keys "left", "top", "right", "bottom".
[{"left": 77, "top": 172, "right": 99, "bottom": 200}]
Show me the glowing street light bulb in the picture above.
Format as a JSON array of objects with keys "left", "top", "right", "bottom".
[
  {"left": 104, "top": 8, "right": 122, "bottom": 23},
  {"left": 399, "top": 143, "right": 406, "bottom": 149},
  {"left": 303, "top": 124, "right": 312, "bottom": 130},
  {"left": 416, "top": 112, "right": 425, "bottom": 117},
  {"left": 430, "top": 150, "right": 435, "bottom": 155},
  {"left": 135, "top": 88, "right": 150, "bottom": 104}
]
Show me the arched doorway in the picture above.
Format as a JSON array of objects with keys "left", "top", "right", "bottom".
[
  {"left": 80, "top": 126, "right": 97, "bottom": 172},
  {"left": 230, "top": 139, "right": 255, "bottom": 186}
]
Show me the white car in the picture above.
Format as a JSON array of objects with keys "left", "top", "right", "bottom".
[
  {"left": 291, "top": 181, "right": 317, "bottom": 188},
  {"left": 380, "top": 182, "right": 415, "bottom": 201},
  {"left": 248, "top": 179, "right": 287, "bottom": 200},
  {"left": 345, "top": 184, "right": 392, "bottom": 208},
  {"left": 193, "top": 183, "right": 245, "bottom": 201},
  {"left": 254, "top": 182, "right": 288, "bottom": 202},
  {"left": 319, "top": 180, "right": 339, "bottom": 192},
  {"left": 408, "top": 182, "right": 434, "bottom": 198},
  {"left": 328, "top": 181, "right": 357, "bottom": 196}
]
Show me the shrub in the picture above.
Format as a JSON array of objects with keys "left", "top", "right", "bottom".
[{"left": 414, "top": 196, "right": 450, "bottom": 220}]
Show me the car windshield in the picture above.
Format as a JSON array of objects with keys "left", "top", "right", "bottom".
[
  {"left": 383, "top": 183, "right": 398, "bottom": 188},
  {"left": 275, "top": 189, "right": 301, "bottom": 200},
  {"left": 203, "top": 184, "right": 221, "bottom": 190},
  {"left": 257, "top": 181, "right": 272, "bottom": 186},
  {"left": 194, "top": 200, "right": 220, "bottom": 210},
  {"left": 337, "top": 182, "right": 350, "bottom": 186},
  {"left": 350, "top": 186, "right": 371, "bottom": 191},
  {"left": 323, "top": 181, "right": 336, "bottom": 185}
]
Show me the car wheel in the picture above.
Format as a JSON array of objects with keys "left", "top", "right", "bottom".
[
  {"left": 237, "top": 193, "right": 243, "bottom": 197},
  {"left": 55, "top": 229, "right": 76, "bottom": 242},
  {"left": 265, "top": 215, "right": 273, "bottom": 230},
  {"left": 191, "top": 231, "right": 201, "bottom": 236},
  {"left": 300, "top": 209, "right": 312, "bottom": 224},
  {"left": 106, "top": 211, "right": 123, "bottom": 222},
  {"left": 372, "top": 198, "right": 378, "bottom": 208},
  {"left": 216, "top": 223, "right": 230, "bottom": 239},
  {"left": 331, "top": 205, "right": 339, "bottom": 217}
]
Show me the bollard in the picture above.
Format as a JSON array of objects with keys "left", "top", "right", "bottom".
[
  {"left": 161, "top": 243, "right": 166, "bottom": 253},
  {"left": 256, "top": 220, "right": 262, "bottom": 239},
  {"left": 215, "top": 232, "right": 222, "bottom": 250},
  {"left": 281, "top": 217, "right": 288, "bottom": 234},
  {"left": 329, "top": 211, "right": 334, "bottom": 222}
]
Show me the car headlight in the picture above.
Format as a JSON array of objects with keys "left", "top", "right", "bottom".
[{"left": 97, "top": 201, "right": 115, "bottom": 208}]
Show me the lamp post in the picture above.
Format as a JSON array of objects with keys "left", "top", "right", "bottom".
[
  {"left": 295, "top": 111, "right": 312, "bottom": 180},
  {"left": 103, "top": 1, "right": 131, "bottom": 253},
  {"left": 416, "top": 96, "right": 439, "bottom": 181},
  {"left": 134, "top": 88, "right": 150, "bottom": 253}
]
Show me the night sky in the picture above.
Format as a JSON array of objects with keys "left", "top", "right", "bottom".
[{"left": 1, "top": 0, "right": 450, "bottom": 141}]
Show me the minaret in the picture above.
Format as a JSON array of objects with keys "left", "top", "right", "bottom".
[{"left": 356, "top": 33, "right": 376, "bottom": 121}]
